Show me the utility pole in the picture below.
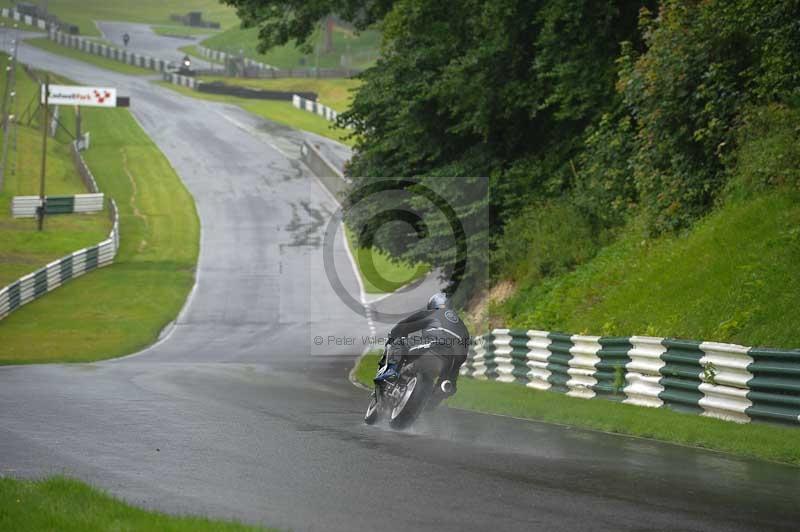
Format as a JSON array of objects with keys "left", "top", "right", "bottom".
[
  {"left": 0, "top": 24, "right": 18, "bottom": 192},
  {"left": 38, "top": 75, "right": 49, "bottom": 231}
]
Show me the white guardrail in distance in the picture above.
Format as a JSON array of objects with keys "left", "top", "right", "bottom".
[
  {"left": 0, "top": 144, "right": 120, "bottom": 321},
  {"left": 0, "top": 8, "right": 49, "bottom": 30},
  {"left": 461, "top": 329, "right": 800, "bottom": 426},
  {"left": 292, "top": 94, "right": 339, "bottom": 122},
  {"left": 162, "top": 72, "right": 201, "bottom": 90},
  {"left": 196, "top": 45, "right": 276, "bottom": 71},
  {"left": 47, "top": 29, "right": 173, "bottom": 73}
]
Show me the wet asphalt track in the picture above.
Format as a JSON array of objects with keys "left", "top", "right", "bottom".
[{"left": 1, "top": 28, "right": 799, "bottom": 532}]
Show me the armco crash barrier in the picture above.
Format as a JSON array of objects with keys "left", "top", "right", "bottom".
[
  {"left": 300, "top": 140, "right": 351, "bottom": 201},
  {"left": 48, "top": 30, "right": 173, "bottom": 73},
  {"left": 461, "top": 329, "right": 800, "bottom": 425},
  {"left": 0, "top": 143, "right": 120, "bottom": 322}
]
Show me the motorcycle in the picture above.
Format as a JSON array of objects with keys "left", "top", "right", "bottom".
[{"left": 364, "top": 344, "right": 457, "bottom": 429}]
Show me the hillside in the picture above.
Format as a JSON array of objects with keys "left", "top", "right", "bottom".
[{"left": 491, "top": 185, "right": 800, "bottom": 347}]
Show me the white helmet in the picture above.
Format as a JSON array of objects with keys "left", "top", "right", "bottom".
[{"left": 427, "top": 292, "right": 448, "bottom": 310}]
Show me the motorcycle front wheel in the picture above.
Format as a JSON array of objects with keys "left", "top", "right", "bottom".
[
  {"left": 388, "top": 374, "right": 432, "bottom": 429},
  {"left": 364, "top": 392, "right": 380, "bottom": 425}
]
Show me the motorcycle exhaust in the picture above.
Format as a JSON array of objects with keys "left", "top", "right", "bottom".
[{"left": 440, "top": 380, "right": 454, "bottom": 394}]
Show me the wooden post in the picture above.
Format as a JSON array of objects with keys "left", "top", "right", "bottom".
[
  {"left": 75, "top": 104, "right": 81, "bottom": 145},
  {"left": 38, "top": 75, "right": 49, "bottom": 231}
]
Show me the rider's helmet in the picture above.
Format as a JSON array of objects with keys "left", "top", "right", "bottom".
[{"left": 427, "top": 292, "right": 448, "bottom": 310}]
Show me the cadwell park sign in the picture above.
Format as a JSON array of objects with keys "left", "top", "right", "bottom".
[{"left": 41, "top": 85, "right": 118, "bottom": 107}]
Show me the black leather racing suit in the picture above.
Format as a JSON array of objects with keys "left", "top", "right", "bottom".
[{"left": 383, "top": 307, "right": 470, "bottom": 384}]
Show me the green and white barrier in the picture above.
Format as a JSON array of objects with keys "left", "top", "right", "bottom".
[
  {"left": 0, "top": 144, "right": 119, "bottom": 322},
  {"left": 11, "top": 193, "right": 104, "bottom": 217},
  {"left": 462, "top": 329, "right": 800, "bottom": 425}
]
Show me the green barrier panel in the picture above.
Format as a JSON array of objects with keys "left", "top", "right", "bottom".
[
  {"left": 45, "top": 195, "right": 75, "bottom": 214},
  {"left": 746, "top": 347, "right": 800, "bottom": 424},
  {"left": 658, "top": 339, "right": 704, "bottom": 414},
  {"left": 8, "top": 281, "right": 20, "bottom": 311},
  {"left": 85, "top": 246, "right": 99, "bottom": 271},
  {"left": 33, "top": 268, "right": 48, "bottom": 297},
  {"left": 482, "top": 331, "right": 499, "bottom": 379},
  {"left": 60, "top": 255, "right": 73, "bottom": 282},
  {"left": 546, "top": 332, "right": 573, "bottom": 393},
  {"left": 594, "top": 337, "right": 632, "bottom": 398},
  {"left": 508, "top": 330, "right": 533, "bottom": 383}
]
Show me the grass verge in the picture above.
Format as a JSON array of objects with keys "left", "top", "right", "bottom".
[
  {"left": 199, "top": 76, "right": 360, "bottom": 113},
  {"left": 0, "top": 0, "right": 238, "bottom": 37},
  {"left": 0, "top": 57, "right": 110, "bottom": 286},
  {"left": 151, "top": 25, "right": 218, "bottom": 38},
  {"left": 25, "top": 38, "right": 152, "bottom": 76},
  {"left": 0, "top": 476, "right": 273, "bottom": 531},
  {"left": 353, "top": 353, "right": 800, "bottom": 465},
  {"left": 158, "top": 81, "right": 354, "bottom": 146},
  {"left": 0, "top": 79, "right": 199, "bottom": 364},
  {"left": 345, "top": 228, "right": 429, "bottom": 294}
]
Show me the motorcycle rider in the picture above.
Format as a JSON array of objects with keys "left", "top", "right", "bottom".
[{"left": 374, "top": 292, "right": 470, "bottom": 395}]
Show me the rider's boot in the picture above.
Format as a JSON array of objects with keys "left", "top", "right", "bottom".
[{"left": 374, "top": 363, "right": 399, "bottom": 383}]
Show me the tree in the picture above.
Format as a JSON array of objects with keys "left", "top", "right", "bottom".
[{"left": 222, "top": 0, "right": 394, "bottom": 53}]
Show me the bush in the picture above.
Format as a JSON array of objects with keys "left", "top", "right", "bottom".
[
  {"left": 493, "top": 202, "right": 597, "bottom": 284},
  {"left": 728, "top": 104, "right": 800, "bottom": 194},
  {"left": 613, "top": 0, "right": 800, "bottom": 234}
]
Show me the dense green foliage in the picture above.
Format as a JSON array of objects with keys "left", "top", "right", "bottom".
[
  {"left": 238, "top": 0, "right": 799, "bottom": 339},
  {"left": 222, "top": 0, "right": 391, "bottom": 53}
]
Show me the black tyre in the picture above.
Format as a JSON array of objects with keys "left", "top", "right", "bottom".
[
  {"left": 389, "top": 373, "right": 433, "bottom": 429},
  {"left": 364, "top": 392, "right": 381, "bottom": 425}
]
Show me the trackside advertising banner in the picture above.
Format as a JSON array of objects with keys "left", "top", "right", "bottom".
[{"left": 41, "top": 85, "right": 117, "bottom": 107}]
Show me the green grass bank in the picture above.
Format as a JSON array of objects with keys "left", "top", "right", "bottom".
[
  {"left": 353, "top": 353, "right": 800, "bottom": 465},
  {"left": 152, "top": 25, "right": 219, "bottom": 38},
  {"left": 0, "top": 477, "right": 274, "bottom": 531},
  {"left": 0, "top": 73, "right": 199, "bottom": 364},
  {"left": 496, "top": 186, "right": 800, "bottom": 349}
]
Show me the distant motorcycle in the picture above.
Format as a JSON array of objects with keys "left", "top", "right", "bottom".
[
  {"left": 122, "top": 33, "right": 130, "bottom": 47},
  {"left": 364, "top": 344, "right": 457, "bottom": 429}
]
